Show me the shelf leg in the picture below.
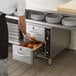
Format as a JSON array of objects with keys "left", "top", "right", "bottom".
[{"left": 48, "top": 59, "right": 52, "bottom": 66}]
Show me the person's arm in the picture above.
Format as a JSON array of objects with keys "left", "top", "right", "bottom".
[
  {"left": 18, "top": 15, "right": 31, "bottom": 41},
  {"left": 18, "top": 15, "right": 26, "bottom": 35},
  {"left": 17, "top": 0, "right": 27, "bottom": 35}
]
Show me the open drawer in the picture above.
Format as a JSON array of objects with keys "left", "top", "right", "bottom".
[{"left": 13, "top": 41, "right": 44, "bottom": 64}]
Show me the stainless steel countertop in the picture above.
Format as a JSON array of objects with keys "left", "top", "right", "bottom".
[{"left": 6, "top": 15, "right": 76, "bottom": 30}]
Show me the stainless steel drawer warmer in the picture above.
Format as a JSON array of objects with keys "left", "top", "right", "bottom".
[
  {"left": 6, "top": 14, "right": 70, "bottom": 65},
  {"left": 13, "top": 42, "right": 44, "bottom": 64}
]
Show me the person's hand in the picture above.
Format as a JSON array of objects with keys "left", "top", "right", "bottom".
[{"left": 23, "top": 32, "right": 31, "bottom": 42}]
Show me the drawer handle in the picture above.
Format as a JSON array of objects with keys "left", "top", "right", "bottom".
[{"left": 16, "top": 52, "right": 31, "bottom": 57}]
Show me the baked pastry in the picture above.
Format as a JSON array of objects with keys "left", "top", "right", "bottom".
[
  {"left": 27, "top": 43, "right": 33, "bottom": 48},
  {"left": 33, "top": 44, "right": 39, "bottom": 50},
  {"left": 31, "top": 36, "right": 36, "bottom": 41}
]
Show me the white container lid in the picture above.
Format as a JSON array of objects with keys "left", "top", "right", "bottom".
[
  {"left": 45, "top": 13, "right": 62, "bottom": 23},
  {"left": 30, "top": 11, "right": 45, "bottom": 21},
  {"left": 62, "top": 17, "right": 76, "bottom": 26}
]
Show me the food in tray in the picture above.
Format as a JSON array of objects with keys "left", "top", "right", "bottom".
[
  {"left": 19, "top": 41, "right": 44, "bottom": 50},
  {"left": 30, "top": 36, "right": 36, "bottom": 41},
  {"left": 33, "top": 43, "right": 39, "bottom": 50},
  {"left": 27, "top": 43, "right": 33, "bottom": 48}
]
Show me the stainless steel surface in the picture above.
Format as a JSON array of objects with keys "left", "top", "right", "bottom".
[
  {"left": 6, "top": 18, "right": 23, "bottom": 44},
  {"left": 13, "top": 44, "right": 34, "bottom": 64},
  {"left": 26, "top": 22, "right": 70, "bottom": 65},
  {"left": 6, "top": 11, "right": 70, "bottom": 65},
  {"left": 51, "top": 28, "right": 70, "bottom": 58},
  {"left": 13, "top": 42, "right": 44, "bottom": 64},
  {"left": 26, "top": 23, "right": 45, "bottom": 42},
  {"left": 6, "top": 15, "right": 76, "bottom": 30}
]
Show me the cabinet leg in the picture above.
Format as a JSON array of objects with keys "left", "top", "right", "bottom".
[{"left": 48, "top": 59, "right": 52, "bottom": 66}]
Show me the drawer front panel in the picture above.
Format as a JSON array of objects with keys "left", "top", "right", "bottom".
[{"left": 13, "top": 45, "right": 34, "bottom": 64}]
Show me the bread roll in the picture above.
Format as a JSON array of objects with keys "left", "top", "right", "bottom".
[
  {"left": 27, "top": 43, "right": 33, "bottom": 48},
  {"left": 31, "top": 36, "right": 36, "bottom": 41},
  {"left": 33, "top": 44, "right": 39, "bottom": 50}
]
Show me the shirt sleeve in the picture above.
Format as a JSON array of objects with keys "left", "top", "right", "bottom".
[{"left": 17, "top": 0, "right": 26, "bottom": 16}]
